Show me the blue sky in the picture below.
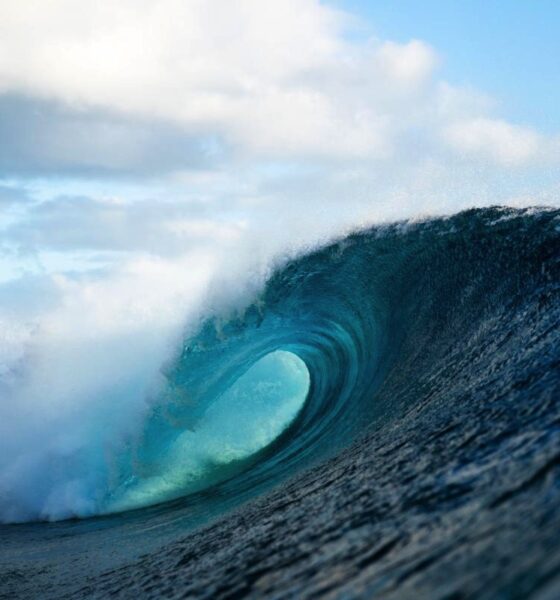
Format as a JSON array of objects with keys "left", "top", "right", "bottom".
[{"left": 336, "top": 0, "right": 560, "bottom": 130}]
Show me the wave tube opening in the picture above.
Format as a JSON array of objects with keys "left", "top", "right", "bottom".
[{"left": 105, "top": 350, "right": 310, "bottom": 514}]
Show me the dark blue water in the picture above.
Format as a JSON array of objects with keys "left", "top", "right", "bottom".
[{"left": 1, "top": 206, "right": 559, "bottom": 599}]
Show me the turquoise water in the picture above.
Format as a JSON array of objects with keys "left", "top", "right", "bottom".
[{"left": 105, "top": 351, "right": 309, "bottom": 513}]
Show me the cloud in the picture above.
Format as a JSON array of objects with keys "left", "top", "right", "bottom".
[
  {"left": 376, "top": 40, "right": 439, "bottom": 88},
  {"left": 1, "top": 0, "right": 543, "bottom": 170},
  {"left": 0, "top": 0, "right": 351, "bottom": 158},
  {"left": 443, "top": 117, "right": 541, "bottom": 166},
  {"left": 0, "top": 184, "right": 31, "bottom": 206},
  {"left": 0, "top": 95, "right": 225, "bottom": 177},
  {"left": 3, "top": 193, "right": 246, "bottom": 256}
]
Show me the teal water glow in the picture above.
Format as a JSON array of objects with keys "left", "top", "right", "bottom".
[{"left": 106, "top": 350, "right": 309, "bottom": 513}]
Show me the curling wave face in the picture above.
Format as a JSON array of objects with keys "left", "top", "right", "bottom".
[{"left": 99, "top": 206, "right": 560, "bottom": 518}]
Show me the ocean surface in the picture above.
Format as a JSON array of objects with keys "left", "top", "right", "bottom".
[{"left": 1, "top": 206, "right": 559, "bottom": 599}]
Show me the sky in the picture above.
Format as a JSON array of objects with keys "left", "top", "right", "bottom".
[
  {"left": 0, "top": 0, "right": 559, "bottom": 320},
  {"left": 0, "top": 1, "right": 560, "bottom": 521},
  {"left": 336, "top": 0, "right": 560, "bottom": 130}
]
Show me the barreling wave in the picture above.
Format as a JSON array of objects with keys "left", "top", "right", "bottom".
[
  {"left": 1, "top": 206, "right": 558, "bottom": 525},
  {"left": 90, "top": 205, "right": 560, "bottom": 518}
]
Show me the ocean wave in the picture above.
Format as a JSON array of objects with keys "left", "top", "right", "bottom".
[{"left": 1, "top": 206, "right": 559, "bottom": 527}]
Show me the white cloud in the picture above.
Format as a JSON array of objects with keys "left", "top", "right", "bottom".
[
  {"left": 376, "top": 40, "right": 439, "bottom": 88},
  {"left": 0, "top": 0, "right": 346, "bottom": 157},
  {"left": 0, "top": 0, "right": 454, "bottom": 162},
  {"left": 0, "top": 0, "right": 552, "bottom": 170},
  {"left": 443, "top": 118, "right": 541, "bottom": 166}
]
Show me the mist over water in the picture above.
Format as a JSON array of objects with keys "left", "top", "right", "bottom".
[{"left": 0, "top": 198, "right": 367, "bottom": 522}]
